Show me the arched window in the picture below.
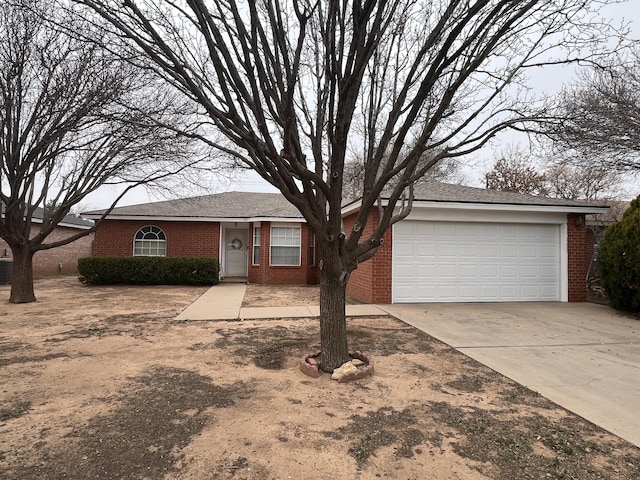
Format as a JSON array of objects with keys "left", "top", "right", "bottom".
[{"left": 133, "top": 225, "right": 166, "bottom": 256}]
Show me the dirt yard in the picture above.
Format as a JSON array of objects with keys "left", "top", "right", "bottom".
[{"left": 1, "top": 278, "right": 639, "bottom": 479}]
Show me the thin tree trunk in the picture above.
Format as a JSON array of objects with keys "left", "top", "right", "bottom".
[
  {"left": 9, "top": 244, "right": 36, "bottom": 303},
  {"left": 318, "top": 253, "right": 350, "bottom": 373}
]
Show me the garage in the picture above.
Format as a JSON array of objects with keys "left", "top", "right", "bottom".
[
  {"left": 343, "top": 182, "right": 609, "bottom": 304},
  {"left": 392, "top": 220, "right": 561, "bottom": 303}
]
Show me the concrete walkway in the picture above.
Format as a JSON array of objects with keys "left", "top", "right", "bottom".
[
  {"left": 379, "top": 302, "right": 640, "bottom": 448},
  {"left": 176, "top": 283, "right": 248, "bottom": 320},
  {"left": 175, "top": 283, "right": 386, "bottom": 321},
  {"left": 176, "top": 285, "right": 640, "bottom": 447}
]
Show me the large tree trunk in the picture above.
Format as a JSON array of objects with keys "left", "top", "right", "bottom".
[
  {"left": 318, "top": 249, "right": 350, "bottom": 373},
  {"left": 9, "top": 244, "right": 36, "bottom": 303}
]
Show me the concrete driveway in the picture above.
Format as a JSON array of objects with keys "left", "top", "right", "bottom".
[{"left": 379, "top": 302, "right": 640, "bottom": 447}]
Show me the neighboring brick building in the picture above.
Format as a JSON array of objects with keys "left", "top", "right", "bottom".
[
  {"left": 0, "top": 209, "right": 94, "bottom": 276},
  {"left": 83, "top": 185, "right": 608, "bottom": 303}
]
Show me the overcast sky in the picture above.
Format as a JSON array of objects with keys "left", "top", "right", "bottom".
[{"left": 82, "top": 0, "right": 640, "bottom": 211}]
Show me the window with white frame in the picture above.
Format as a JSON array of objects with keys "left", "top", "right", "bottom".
[
  {"left": 252, "top": 226, "right": 261, "bottom": 265},
  {"left": 133, "top": 225, "right": 166, "bottom": 256},
  {"left": 270, "top": 224, "right": 301, "bottom": 266}
]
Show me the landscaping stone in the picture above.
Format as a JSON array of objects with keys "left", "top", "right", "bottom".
[
  {"left": 299, "top": 352, "right": 321, "bottom": 378},
  {"left": 300, "top": 351, "right": 374, "bottom": 382},
  {"left": 336, "top": 362, "right": 374, "bottom": 383},
  {"left": 331, "top": 361, "right": 358, "bottom": 380}
]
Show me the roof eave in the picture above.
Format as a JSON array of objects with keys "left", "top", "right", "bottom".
[
  {"left": 82, "top": 214, "right": 306, "bottom": 223},
  {"left": 20, "top": 217, "right": 94, "bottom": 230},
  {"left": 341, "top": 199, "right": 610, "bottom": 216},
  {"left": 57, "top": 222, "right": 94, "bottom": 230}
]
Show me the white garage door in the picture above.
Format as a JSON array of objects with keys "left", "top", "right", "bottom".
[{"left": 393, "top": 221, "right": 560, "bottom": 303}]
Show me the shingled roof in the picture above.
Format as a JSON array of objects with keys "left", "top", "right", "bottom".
[
  {"left": 1, "top": 204, "right": 94, "bottom": 229},
  {"left": 31, "top": 207, "right": 94, "bottom": 229},
  {"left": 83, "top": 183, "right": 609, "bottom": 222},
  {"left": 82, "top": 191, "right": 303, "bottom": 220},
  {"left": 409, "top": 182, "right": 608, "bottom": 208}
]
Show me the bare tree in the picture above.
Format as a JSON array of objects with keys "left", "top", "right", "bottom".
[
  {"left": 0, "top": 0, "right": 207, "bottom": 303},
  {"left": 548, "top": 51, "right": 640, "bottom": 172},
  {"left": 75, "top": 0, "right": 622, "bottom": 371},
  {"left": 485, "top": 146, "right": 622, "bottom": 199},
  {"left": 545, "top": 163, "right": 622, "bottom": 200},
  {"left": 485, "top": 147, "right": 548, "bottom": 195},
  {"left": 343, "top": 153, "right": 466, "bottom": 201}
]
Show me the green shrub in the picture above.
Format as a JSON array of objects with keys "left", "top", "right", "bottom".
[
  {"left": 598, "top": 195, "right": 640, "bottom": 312},
  {"left": 78, "top": 256, "right": 219, "bottom": 286}
]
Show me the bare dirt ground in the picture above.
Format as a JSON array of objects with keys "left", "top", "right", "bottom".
[
  {"left": 1, "top": 277, "right": 639, "bottom": 480},
  {"left": 242, "top": 284, "right": 321, "bottom": 307}
]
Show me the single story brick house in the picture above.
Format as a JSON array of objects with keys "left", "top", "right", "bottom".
[
  {"left": 83, "top": 192, "right": 320, "bottom": 286},
  {"left": 82, "top": 183, "right": 608, "bottom": 304}
]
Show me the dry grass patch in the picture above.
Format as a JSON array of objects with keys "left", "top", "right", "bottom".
[{"left": 0, "top": 278, "right": 638, "bottom": 479}]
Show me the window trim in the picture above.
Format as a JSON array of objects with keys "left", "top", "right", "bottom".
[
  {"left": 133, "top": 225, "right": 167, "bottom": 257},
  {"left": 269, "top": 223, "right": 301, "bottom": 267},
  {"left": 252, "top": 225, "right": 261, "bottom": 265}
]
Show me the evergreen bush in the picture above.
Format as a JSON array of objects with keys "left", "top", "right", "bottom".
[
  {"left": 598, "top": 195, "right": 640, "bottom": 312},
  {"left": 78, "top": 256, "right": 219, "bottom": 286}
]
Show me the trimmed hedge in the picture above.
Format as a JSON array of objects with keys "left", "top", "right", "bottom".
[
  {"left": 78, "top": 256, "right": 219, "bottom": 285},
  {"left": 598, "top": 195, "right": 640, "bottom": 312}
]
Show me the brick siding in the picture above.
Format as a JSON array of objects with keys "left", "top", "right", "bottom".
[
  {"left": 567, "top": 214, "right": 588, "bottom": 302},
  {"left": 247, "top": 221, "right": 318, "bottom": 285},
  {"left": 92, "top": 213, "right": 592, "bottom": 301},
  {"left": 0, "top": 224, "right": 93, "bottom": 276},
  {"left": 94, "top": 219, "right": 318, "bottom": 285},
  {"left": 93, "top": 219, "right": 220, "bottom": 258},
  {"left": 344, "top": 211, "right": 393, "bottom": 304}
]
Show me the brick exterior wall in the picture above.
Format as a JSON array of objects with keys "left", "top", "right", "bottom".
[
  {"left": 567, "top": 213, "right": 588, "bottom": 302},
  {"left": 344, "top": 211, "right": 393, "bottom": 304},
  {"left": 91, "top": 213, "right": 592, "bottom": 300},
  {"left": 93, "top": 219, "right": 220, "bottom": 258},
  {"left": 93, "top": 219, "right": 318, "bottom": 285},
  {"left": 0, "top": 224, "right": 94, "bottom": 276},
  {"left": 247, "top": 221, "right": 318, "bottom": 285}
]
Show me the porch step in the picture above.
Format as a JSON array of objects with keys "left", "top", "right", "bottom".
[{"left": 220, "top": 277, "right": 248, "bottom": 284}]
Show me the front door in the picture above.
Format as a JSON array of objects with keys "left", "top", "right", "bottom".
[{"left": 225, "top": 229, "right": 248, "bottom": 277}]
